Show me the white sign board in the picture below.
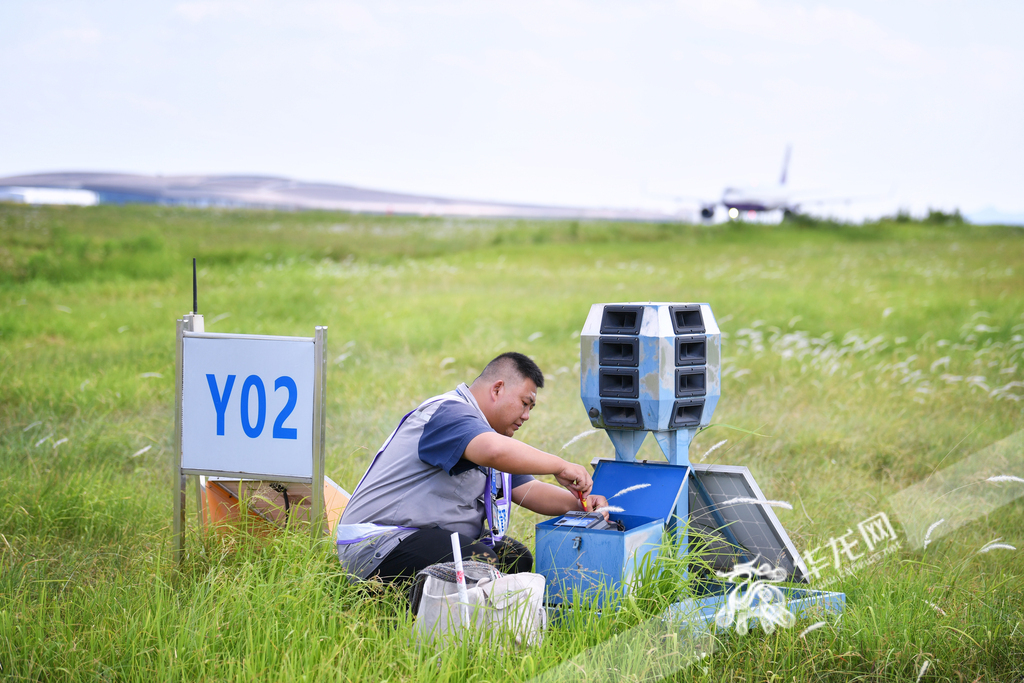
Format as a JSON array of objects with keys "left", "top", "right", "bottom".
[{"left": 181, "top": 334, "right": 315, "bottom": 480}]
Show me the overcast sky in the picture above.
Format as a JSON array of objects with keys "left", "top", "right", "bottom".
[{"left": 2, "top": 1, "right": 1022, "bottom": 220}]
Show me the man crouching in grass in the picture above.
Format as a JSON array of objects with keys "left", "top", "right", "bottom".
[{"left": 336, "top": 352, "right": 607, "bottom": 582}]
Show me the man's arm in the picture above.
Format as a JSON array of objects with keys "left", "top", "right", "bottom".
[
  {"left": 511, "top": 480, "right": 609, "bottom": 518},
  {"left": 463, "top": 432, "right": 593, "bottom": 495}
]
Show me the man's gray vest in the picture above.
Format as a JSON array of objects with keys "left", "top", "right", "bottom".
[{"left": 336, "top": 384, "right": 492, "bottom": 579}]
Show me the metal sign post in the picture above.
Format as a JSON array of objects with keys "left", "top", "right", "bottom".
[
  {"left": 173, "top": 314, "right": 327, "bottom": 564},
  {"left": 311, "top": 325, "right": 328, "bottom": 539}
]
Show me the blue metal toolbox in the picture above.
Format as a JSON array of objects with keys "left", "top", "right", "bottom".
[{"left": 536, "top": 459, "right": 690, "bottom": 605}]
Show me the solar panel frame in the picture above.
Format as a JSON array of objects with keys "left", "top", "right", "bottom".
[{"left": 689, "top": 464, "right": 810, "bottom": 582}]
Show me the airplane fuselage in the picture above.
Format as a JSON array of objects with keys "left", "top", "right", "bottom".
[{"left": 720, "top": 186, "right": 791, "bottom": 213}]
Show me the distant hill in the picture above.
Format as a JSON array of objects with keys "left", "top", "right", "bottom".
[{"left": 0, "top": 172, "right": 680, "bottom": 221}]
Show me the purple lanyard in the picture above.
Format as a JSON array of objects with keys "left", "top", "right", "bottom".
[{"left": 483, "top": 468, "right": 513, "bottom": 547}]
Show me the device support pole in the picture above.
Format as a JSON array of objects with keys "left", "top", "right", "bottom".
[
  {"left": 606, "top": 429, "right": 648, "bottom": 462},
  {"left": 676, "top": 475, "right": 690, "bottom": 555},
  {"left": 654, "top": 429, "right": 694, "bottom": 467},
  {"left": 173, "top": 318, "right": 186, "bottom": 565},
  {"left": 310, "top": 326, "right": 328, "bottom": 540}
]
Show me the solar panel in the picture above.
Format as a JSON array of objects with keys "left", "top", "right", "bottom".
[{"left": 688, "top": 464, "right": 809, "bottom": 582}]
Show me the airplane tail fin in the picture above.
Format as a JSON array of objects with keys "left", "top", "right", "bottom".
[{"left": 779, "top": 145, "right": 792, "bottom": 185}]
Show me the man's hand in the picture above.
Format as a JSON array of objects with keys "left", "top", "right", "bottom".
[
  {"left": 512, "top": 480, "right": 603, "bottom": 518},
  {"left": 583, "top": 494, "right": 610, "bottom": 520},
  {"left": 553, "top": 462, "right": 592, "bottom": 497}
]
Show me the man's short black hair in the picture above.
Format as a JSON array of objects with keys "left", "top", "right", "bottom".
[{"left": 479, "top": 352, "right": 544, "bottom": 389}]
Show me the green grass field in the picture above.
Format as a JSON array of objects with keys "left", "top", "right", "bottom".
[{"left": 1, "top": 203, "right": 1022, "bottom": 681}]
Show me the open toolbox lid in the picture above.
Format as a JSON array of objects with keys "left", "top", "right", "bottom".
[{"left": 591, "top": 459, "right": 689, "bottom": 525}]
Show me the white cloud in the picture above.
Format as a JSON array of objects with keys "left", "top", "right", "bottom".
[
  {"left": 686, "top": 0, "right": 927, "bottom": 67},
  {"left": 173, "top": 0, "right": 387, "bottom": 35},
  {"left": 57, "top": 26, "right": 102, "bottom": 45}
]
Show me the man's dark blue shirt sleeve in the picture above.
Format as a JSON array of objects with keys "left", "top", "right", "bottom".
[
  {"left": 511, "top": 474, "right": 535, "bottom": 488},
  {"left": 417, "top": 401, "right": 493, "bottom": 474},
  {"left": 417, "top": 401, "right": 537, "bottom": 488}
]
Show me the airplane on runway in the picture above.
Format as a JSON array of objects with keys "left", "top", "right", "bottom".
[
  {"left": 700, "top": 145, "right": 798, "bottom": 221},
  {"left": 687, "top": 146, "right": 889, "bottom": 222}
]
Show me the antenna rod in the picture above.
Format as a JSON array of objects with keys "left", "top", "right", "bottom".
[{"left": 192, "top": 258, "right": 198, "bottom": 314}]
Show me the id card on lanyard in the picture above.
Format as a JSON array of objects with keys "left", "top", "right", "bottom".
[{"left": 484, "top": 467, "right": 513, "bottom": 547}]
